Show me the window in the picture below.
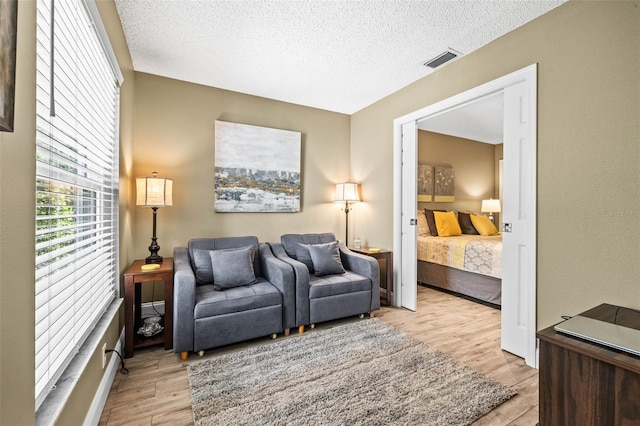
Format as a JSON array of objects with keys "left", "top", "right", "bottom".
[{"left": 35, "top": 0, "right": 121, "bottom": 409}]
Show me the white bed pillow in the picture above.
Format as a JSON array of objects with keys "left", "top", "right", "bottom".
[{"left": 417, "top": 210, "right": 430, "bottom": 235}]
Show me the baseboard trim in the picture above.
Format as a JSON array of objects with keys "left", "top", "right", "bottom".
[{"left": 83, "top": 329, "right": 125, "bottom": 426}]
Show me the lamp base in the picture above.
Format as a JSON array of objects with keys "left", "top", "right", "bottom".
[
  {"left": 146, "top": 234, "right": 163, "bottom": 264},
  {"left": 145, "top": 254, "right": 163, "bottom": 264}
]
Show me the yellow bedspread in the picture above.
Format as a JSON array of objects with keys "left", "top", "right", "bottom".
[{"left": 417, "top": 234, "right": 502, "bottom": 278}]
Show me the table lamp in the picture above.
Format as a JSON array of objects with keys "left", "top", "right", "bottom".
[
  {"left": 136, "top": 172, "right": 173, "bottom": 263},
  {"left": 481, "top": 198, "right": 501, "bottom": 224}
]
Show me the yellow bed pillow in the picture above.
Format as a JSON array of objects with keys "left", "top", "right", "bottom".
[
  {"left": 433, "top": 211, "right": 462, "bottom": 237},
  {"left": 470, "top": 214, "right": 499, "bottom": 236}
]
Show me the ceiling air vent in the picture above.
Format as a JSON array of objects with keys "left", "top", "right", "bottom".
[{"left": 423, "top": 49, "right": 463, "bottom": 69}]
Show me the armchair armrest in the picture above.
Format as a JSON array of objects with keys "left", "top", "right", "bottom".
[
  {"left": 259, "top": 244, "right": 296, "bottom": 329},
  {"left": 173, "top": 246, "right": 196, "bottom": 353},
  {"left": 339, "top": 245, "right": 381, "bottom": 311},
  {"left": 268, "top": 242, "right": 311, "bottom": 326}
]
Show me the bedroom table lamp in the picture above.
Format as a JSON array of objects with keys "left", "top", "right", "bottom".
[
  {"left": 136, "top": 172, "right": 173, "bottom": 263},
  {"left": 334, "top": 182, "right": 360, "bottom": 244},
  {"left": 481, "top": 198, "right": 501, "bottom": 224}
]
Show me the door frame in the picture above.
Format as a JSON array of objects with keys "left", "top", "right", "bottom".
[{"left": 392, "top": 64, "right": 538, "bottom": 367}]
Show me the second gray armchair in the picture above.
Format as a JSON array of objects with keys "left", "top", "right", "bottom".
[{"left": 269, "top": 232, "right": 380, "bottom": 333}]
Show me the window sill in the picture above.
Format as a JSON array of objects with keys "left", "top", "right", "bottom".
[{"left": 35, "top": 298, "right": 123, "bottom": 425}]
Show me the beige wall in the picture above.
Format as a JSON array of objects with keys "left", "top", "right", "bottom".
[
  {"left": 351, "top": 1, "right": 640, "bottom": 329},
  {"left": 417, "top": 130, "right": 499, "bottom": 214},
  {"left": 0, "top": 0, "right": 135, "bottom": 423},
  {"left": 131, "top": 73, "right": 352, "bottom": 257},
  {"left": 0, "top": 2, "right": 37, "bottom": 423}
]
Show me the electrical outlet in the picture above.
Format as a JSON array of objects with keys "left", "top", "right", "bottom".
[{"left": 102, "top": 343, "right": 107, "bottom": 369}]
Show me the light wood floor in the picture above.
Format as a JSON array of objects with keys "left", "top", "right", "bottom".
[{"left": 99, "top": 286, "right": 538, "bottom": 425}]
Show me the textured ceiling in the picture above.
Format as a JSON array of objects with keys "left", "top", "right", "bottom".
[
  {"left": 418, "top": 92, "right": 504, "bottom": 144},
  {"left": 115, "top": 0, "right": 565, "bottom": 116}
]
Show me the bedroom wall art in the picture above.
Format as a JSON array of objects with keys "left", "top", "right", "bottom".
[
  {"left": 434, "top": 166, "right": 455, "bottom": 202},
  {"left": 417, "top": 164, "right": 434, "bottom": 202},
  {"left": 0, "top": 0, "right": 18, "bottom": 132},
  {"left": 214, "top": 120, "right": 301, "bottom": 212}
]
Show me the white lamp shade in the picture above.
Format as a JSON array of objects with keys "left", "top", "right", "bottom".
[
  {"left": 136, "top": 175, "right": 173, "bottom": 207},
  {"left": 481, "top": 198, "right": 501, "bottom": 213},
  {"left": 334, "top": 182, "right": 360, "bottom": 203}
]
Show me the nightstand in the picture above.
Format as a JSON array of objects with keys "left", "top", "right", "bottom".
[
  {"left": 123, "top": 258, "right": 174, "bottom": 358},
  {"left": 350, "top": 247, "right": 393, "bottom": 306}
]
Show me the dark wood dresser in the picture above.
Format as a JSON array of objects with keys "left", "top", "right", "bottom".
[{"left": 537, "top": 303, "right": 640, "bottom": 425}]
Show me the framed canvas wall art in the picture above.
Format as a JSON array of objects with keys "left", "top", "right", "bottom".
[
  {"left": 214, "top": 121, "right": 301, "bottom": 212},
  {"left": 434, "top": 166, "right": 455, "bottom": 202},
  {"left": 0, "top": 0, "right": 18, "bottom": 132},
  {"left": 417, "top": 164, "right": 433, "bottom": 202}
]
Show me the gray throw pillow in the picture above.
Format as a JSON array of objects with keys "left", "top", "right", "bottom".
[
  {"left": 209, "top": 246, "right": 257, "bottom": 290},
  {"left": 192, "top": 248, "right": 215, "bottom": 284},
  {"left": 307, "top": 241, "right": 345, "bottom": 277},
  {"left": 295, "top": 243, "right": 315, "bottom": 273}
]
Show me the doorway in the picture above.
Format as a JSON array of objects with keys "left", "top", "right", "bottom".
[{"left": 392, "top": 65, "right": 538, "bottom": 367}]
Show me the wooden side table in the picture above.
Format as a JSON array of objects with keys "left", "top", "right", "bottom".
[
  {"left": 350, "top": 247, "right": 393, "bottom": 306},
  {"left": 123, "top": 258, "right": 174, "bottom": 358}
]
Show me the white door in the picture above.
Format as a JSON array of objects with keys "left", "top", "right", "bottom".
[
  {"left": 394, "top": 65, "right": 537, "bottom": 367},
  {"left": 501, "top": 79, "right": 537, "bottom": 366},
  {"left": 400, "top": 122, "right": 418, "bottom": 311}
]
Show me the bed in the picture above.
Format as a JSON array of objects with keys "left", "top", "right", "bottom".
[{"left": 416, "top": 209, "right": 502, "bottom": 306}]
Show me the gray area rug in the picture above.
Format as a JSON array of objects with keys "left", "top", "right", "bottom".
[{"left": 187, "top": 318, "right": 516, "bottom": 425}]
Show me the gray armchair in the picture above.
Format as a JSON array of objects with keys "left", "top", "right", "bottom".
[
  {"left": 173, "top": 236, "right": 295, "bottom": 359},
  {"left": 269, "top": 233, "right": 380, "bottom": 333}
]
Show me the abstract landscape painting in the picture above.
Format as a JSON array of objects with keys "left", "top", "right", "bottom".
[{"left": 214, "top": 121, "right": 301, "bottom": 212}]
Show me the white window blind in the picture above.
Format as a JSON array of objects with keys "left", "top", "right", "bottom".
[{"left": 35, "top": 0, "right": 120, "bottom": 409}]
